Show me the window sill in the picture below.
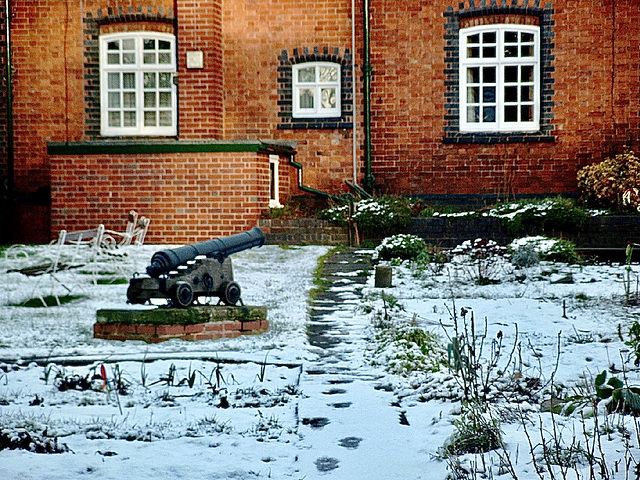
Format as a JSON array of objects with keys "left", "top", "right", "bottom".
[
  {"left": 443, "top": 132, "right": 556, "bottom": 144},
  {"left": 278, "top": 120, "right": 353, "bottom": 130}
]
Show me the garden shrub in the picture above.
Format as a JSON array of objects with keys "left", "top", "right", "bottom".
[
  {"left": 509, "top": 236, "right": 580, "bottom": 264},
  {"left": 577, "top": 148, "right": 640, "bottom": 211},
  {"left": 373, "top": 234, "right": 427, "bottom": 262},
  {"left": 509, "top": 242, "right": 540, "bottom": 268},
  {"left": 319, "top": 195, "right": 412, "bottom": 237},
  {"left": 371, "top": 320, "right": 445, "bottom": 376},
  {"left": 450, "top": 238, "right": 508, "bottom": 284}
]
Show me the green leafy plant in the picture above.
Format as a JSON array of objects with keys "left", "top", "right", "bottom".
[
  {"left": 577, "top": 148, "right": 640, "bottom": 211},
  {"left": 371, "top": 316, "right": 445, "bottom": 376},
  {"left": 256, "top": 353, "right": 269, "bottom": 382},
  {"left": 595, "top": 370, "right": 640, "bottom": 415},
  {"left": 441, "top": 403, "right": 503, "bottom": 456},
  {"left": 627, "top": 321, "right": 640, "bottom": 367},
  {"left": 151, "top": 363, "right": 177, "bottom": 387}
]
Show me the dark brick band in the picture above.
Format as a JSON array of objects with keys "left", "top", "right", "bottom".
[
  {"left": 277, "top": 47, "right": 353, "bottom": 130},
  {"left": 444, "top": 2, "right": 555, "bottom": 143}
]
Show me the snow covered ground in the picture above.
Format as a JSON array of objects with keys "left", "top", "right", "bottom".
[{"left": 0, "top": 242, "right": 639, "bottom": 479}]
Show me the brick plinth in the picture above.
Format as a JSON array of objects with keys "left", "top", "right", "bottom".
[{"left": 95, "top": 306, "right": 268, "bottom": 343}]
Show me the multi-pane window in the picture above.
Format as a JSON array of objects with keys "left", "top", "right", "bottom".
[
  {"left": 459, "top": 25, "right": 539, "bottom": 132},
  {"left": 293, "top": 62, "right": 341, "bottom": 118},
  {"left": 100, "top": 32, "right": 176, "bottom": 136}
]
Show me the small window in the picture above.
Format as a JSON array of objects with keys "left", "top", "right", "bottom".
[
  {"left": 293, "top": 62, "right": 341, "bottom": 118},
  {"left": 100, "top": 32, "right": 176, "bottom": 136},
  {"left": 459, "top": 25, "right": 539, "bottom": 132},
  {"left": 269, "top": 155, "right": 281, "bottom": 208}
]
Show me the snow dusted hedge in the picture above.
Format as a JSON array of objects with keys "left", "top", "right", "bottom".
[
  {"left": 426, "top": 197, "right": 588, "bottom": 235},
  {"left": 319, "top": 196, "right": 412, "bottom": 237}
]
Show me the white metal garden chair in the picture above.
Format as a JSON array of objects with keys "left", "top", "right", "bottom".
[{"left": 5, "top": 224, "right": 106, "bottom": 306}]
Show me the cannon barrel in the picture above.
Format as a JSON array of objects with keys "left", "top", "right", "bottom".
[{"left": 146, "top": 227, "right": 265, "bottom": 278}]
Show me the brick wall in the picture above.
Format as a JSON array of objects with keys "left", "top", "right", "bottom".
[
  {"left": 222, "top": 0, "right": 362, "bottom": 194},
  {"left": 0, "top": 5, "right": 7, "bottom": 186},
  {"left": 176, "top": 0, "right": 223, "bottom": 138},
  {"left": 259, "top": 218, "right": 349, "bottom": 245},
  {"left": 8, "top": 0, "right": 640, "bottom": 244},
  {"left": 368, "top": 1, "right": 640, "bottom": 198},
  {"left": 50, "top": 149, "right": 288, "bottom": 243}
]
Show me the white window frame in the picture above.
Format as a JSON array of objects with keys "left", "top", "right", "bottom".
[
  {"left": 459, "top": 24, "right": 540, "bottom": 133},
  {"left": 269, "top": 155, "right": 282, "bottom": 208},
  {"left": 292, "top": 62, "right": 341, "bottom": 118},
  {"left": 100, "top": 32, "right": 177, "bottom": 136}
]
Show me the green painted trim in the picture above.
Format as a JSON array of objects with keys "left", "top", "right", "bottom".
[
  {"left": 288, "top": 158, "right": 344, "bottom": 202},
  {"left": 47, "top": 141, "right": 296, "bottom": 156}
]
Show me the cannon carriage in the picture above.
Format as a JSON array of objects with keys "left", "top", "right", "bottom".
[{"left": 127, "top": 227, "right": 265, "bottom": 308}]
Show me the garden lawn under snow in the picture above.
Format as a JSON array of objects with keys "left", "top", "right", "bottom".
[{"left": 0, "top": 241, "right": 640, "bottom": 479}]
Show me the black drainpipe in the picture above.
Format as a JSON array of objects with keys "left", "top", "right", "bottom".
[
  {"left": 362, "top": 0, "right": 374, "bottom": 193},
  {"left": 4, "top": 0, "right": 14, "bottom": 198}
]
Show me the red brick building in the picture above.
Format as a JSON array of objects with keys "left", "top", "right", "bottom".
[{"left": 1, "top": 1, "right": 638, "bottom": 243}]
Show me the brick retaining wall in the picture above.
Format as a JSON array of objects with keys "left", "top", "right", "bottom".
[
  {"left": 259, "top": 216, "right": 640, "bottom": 249},
  {"left": 259, "top": 218, "right": 349, "bottom": 245}
]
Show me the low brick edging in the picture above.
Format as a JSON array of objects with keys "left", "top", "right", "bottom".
[{"left": 95, "top": 306, "right": 268, "bottom": 343}]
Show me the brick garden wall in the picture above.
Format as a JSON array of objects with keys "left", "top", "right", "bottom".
[{"left": 259, "top": 216, "right": 640, "bottom": 253}]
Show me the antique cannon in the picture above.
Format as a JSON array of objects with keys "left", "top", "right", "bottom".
[{"left": 127, "top": 227, "right": 265, "bottom": 307}]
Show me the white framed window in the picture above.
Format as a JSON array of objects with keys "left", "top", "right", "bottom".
[
  {"left": 100, "top": 32, "right": 177, "bottom": 136},
  {"left": 459, "top": 24, "right": 540, "bottom": 132},
  {"left": 269, "top": 155, "right": 281, "bottom": 208},
  {"left": 293, "top": 62, "right": 341, "bottom": 118}
]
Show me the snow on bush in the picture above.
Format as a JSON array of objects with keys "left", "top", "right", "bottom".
[
  {"left": 509, "top": 235, "right": 579, "bottom": 264},
  {"left": 319, "top": 196, "right": 412, "bottom": 235},
  {"left": 369, "top": 320, "right": 445, "bottom": 377},
  {"left": 372, "top": 234, "right": 427, "bottom": 262}
]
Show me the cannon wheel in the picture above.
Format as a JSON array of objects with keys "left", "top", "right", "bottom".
[
  {"left": 171, "top": 281, "right": 194, "bottom": 308},
  {"left": 220, "top": 281, "right": 241, "bottom": 306}
]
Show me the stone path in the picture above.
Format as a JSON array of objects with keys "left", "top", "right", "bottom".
[{"left": 293, "top": 249, "right": 438, "bottom": 479}]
